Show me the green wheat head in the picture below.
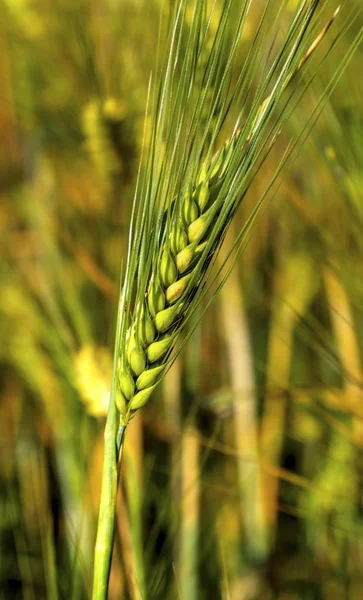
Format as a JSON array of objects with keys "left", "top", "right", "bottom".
[{"left": 114, "top": 0, "right": 343, "bottom": 427}]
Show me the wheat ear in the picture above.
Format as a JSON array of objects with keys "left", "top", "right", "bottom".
[
  {"left": 116, "top": 6, "right": 340, "bottom": 426},
  {"left": 93, "top": 2, "right": 345, "bottom": 598},
  {"left": 116, "top": 136, "right": 239, "bottom": 420}
]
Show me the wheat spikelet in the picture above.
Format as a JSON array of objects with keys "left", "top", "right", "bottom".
[{"left": 115, "top": 132, "right": 242, "bottom": 421}]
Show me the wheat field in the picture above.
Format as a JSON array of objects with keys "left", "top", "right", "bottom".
[{"left": 1, "top": 1, "right": 363, "bottom": 599}]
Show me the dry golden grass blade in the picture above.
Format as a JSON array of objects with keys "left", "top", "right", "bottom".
[
  {"left": 260, "top": 253, "right": 317, "bottom": 539},
  {"left": 163, "top": 360, "right": 182, "bottom": 435},
  {"left": 124, "top": 413, "right": 144, "bottom": 494},
  {"left": 323, "top": 266, "right": 363, "bottom": 446},
  {"left": 200, "top": 435, "right": 362, "bottom": 501},
  {"left": 0, "top": 376, "right": 22, "bottom": 482},
  {"left": 297, "top": 6, "right": 341, "bottom": 71},
  {"left": 219, "top": 228, "right": 267, "bottom": 562},
  {"left": 115, "top": 492, "right": 141, "bottom": 600},
  {"left": 179, "top": 425, "right": 200, "bottom": 600},
  {"left": 177, "top": 326, "right": 203, "bottom": 600},
  {"left": 162, "top": 358, "right": 182, "bottom": 568}
]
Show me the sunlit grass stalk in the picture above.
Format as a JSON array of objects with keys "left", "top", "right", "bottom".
[
  {"left": 162, "top": 357, "right": 182, "bottom": 538},
  {"left": 323, "top": 266, "right": 363, "bottom": 443},
  {"left": 298, "top": 265, "right": 362, "bottom": 569},
  {"left": 260, "top": 253, "right": 317, "bottom": 541},
  {"left": 179, "top": 426, "right": 200, "bottom": 600},
  {"left": 93, "top": 1, "right": 348, "bottom": 597},
  {"left": 115, "top": 488, "right": 143, "bottom": 600},
  {"left": 219, "top": 227, "right": 267, "bottom": 562},
  {"left": 178, "top": 325, "right": 202, "bottom": 600}
]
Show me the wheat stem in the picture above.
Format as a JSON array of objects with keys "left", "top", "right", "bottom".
[{"left": 93, "top": 401, "right": 125, "bottom": 600}]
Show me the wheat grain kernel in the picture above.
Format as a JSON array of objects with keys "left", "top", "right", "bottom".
[
  {"left": 119, "top": 371, "right": 135, "bottom": 400},
  {"left": 147, "top": 274, "right": 166, "bottom": 316},
  {"left": 136, "top": 365, "right": 164, "bottom": 390},
  {"left": 129, "top": 386, "right": 156, "bottom": 411},
  {"left": 160, "top": 247, "right": 178, "bottom": 287},
  {"left": 146, "top": 336, "right": 173, "bottom": 362},
  {"left": 165, "top": 274, "right": 191, "bottom": 304},
  {"left": 176, "top": 244, "right": 195, "bottom": 273},
  {"left": 155, "top": 305, "right": 179, "bottom": 332}
]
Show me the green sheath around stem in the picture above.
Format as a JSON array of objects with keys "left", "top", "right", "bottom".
[{"left": 92, "top": 404, "right": 125, "bottom": 600}]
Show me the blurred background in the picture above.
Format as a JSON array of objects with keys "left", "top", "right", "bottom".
[{"left": 1, "top": 0, "right": 363, "bottom": 598}]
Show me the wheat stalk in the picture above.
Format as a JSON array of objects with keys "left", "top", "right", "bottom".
[{"left": 92, "top": 1, "right": 353, "bottom": 597}]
